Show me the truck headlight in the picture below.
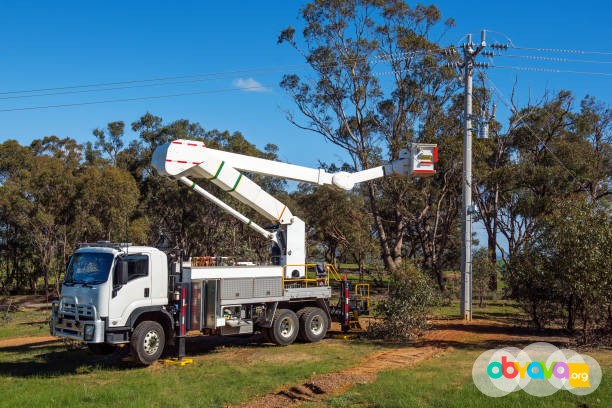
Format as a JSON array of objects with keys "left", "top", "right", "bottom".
[{"left": 84, "top": 324, "right": 95, "bottom": 341}]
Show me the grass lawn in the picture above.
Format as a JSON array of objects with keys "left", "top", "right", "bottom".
[
  {"left": 431, "top": 299, "right": 526, "bottom": 321},
  {"left": 0, "top": 308, "right": 51, "bottom": 339},
  {"left": 325, "top": 347, "right": 612, "bottom": 407},
  {"left": 0, "top": 309, "right": 381, "bottom": 408}
]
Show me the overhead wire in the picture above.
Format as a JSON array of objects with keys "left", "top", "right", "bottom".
[
  {"left": 0, "top": 85, "right": 267, "bottom": 112},
  {"left": 0, "top": 62, "right": 458, "bottom": 113},
  {"left": 511, "top": 45, "right": 612, "bottom": 56},
  {"left": 489, "top": 65, "right": 612, "bottom": 78},
  {"left": 0, "top": 64, "right": 308, "bottom": 96},
  {"left": 0, "top": 48, "right": 455, "bottom": 112},
  {"left": 0, "top": 68, "right": 300, "bottom": 100},
  {"left": 0, "top": 47, "right": 450, "bottom": 98},
  {"left": 492, "top": 54, "right": 612, "bottom": 65}
]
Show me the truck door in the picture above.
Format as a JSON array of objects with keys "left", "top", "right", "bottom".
[{"left": 108, "top": 253, "right": 152, "bottom": 328}]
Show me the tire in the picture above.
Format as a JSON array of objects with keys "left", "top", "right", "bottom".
[
  {"left": 299, "top": 307, "right": 329, "bottom": 343},
  {"left": 87, "top": 343, "right": 116, "bottom": 355},
  {"left": 130, "top": 320, "right": 165, "bottom": 365},
  {"left": 295, "top": 308, "right": 308, "bottom": 342},
  {"left": 269, "top": 309, "right": 299, "bottom": 346}
]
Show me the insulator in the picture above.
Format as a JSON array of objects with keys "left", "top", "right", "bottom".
[{"left": 490, "top": 43, "right": 509, "bottom": 50}]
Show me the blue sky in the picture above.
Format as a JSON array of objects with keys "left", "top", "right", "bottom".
[
  {"left": 2, "top": 1, "right": 611, "bottom": 166},
  {"left": 3, "top": 1, "right": 610, "bottom": 250}
]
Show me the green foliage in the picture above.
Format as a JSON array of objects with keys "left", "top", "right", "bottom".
[
  {"left": 293, "top": 184, "right": 378, "bottom": 273},
  {"left": 505, "top": 196, "right": 611, "bottom": 338},
  {"left": 368, "top": 262, "right": 436, "bottom": 340}
]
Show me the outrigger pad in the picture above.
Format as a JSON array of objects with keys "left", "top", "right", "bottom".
[{"left": 160, "top": 358, "right": 194, "bottom": 366}]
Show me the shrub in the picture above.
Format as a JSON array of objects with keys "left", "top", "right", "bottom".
[{"left": 367, "top": 262, "right": 436, "bottom": 340}]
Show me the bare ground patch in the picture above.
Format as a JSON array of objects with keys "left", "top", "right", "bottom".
[{"left": 0, "top": 335, "right": 57, "bottom": 348}]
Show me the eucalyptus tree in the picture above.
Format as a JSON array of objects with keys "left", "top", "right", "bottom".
[{"left": 279, "top": 0, "right": 459, "bottom": 273}]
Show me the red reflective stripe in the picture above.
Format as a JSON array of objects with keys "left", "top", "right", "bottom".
[
  {"left": 172, "top": 141, "right": 183, "bottom": 145},
  {"left": 413, "top": 169, "right": 435, "bottom": 173},
  {"left": 433, "top": 147, "right": 438, "bottom": 163},
  {"left": 420, "top": 161, "right": 433, "bottom": 165},
  {"left": 344, "top": 283, "right": 350, "bottom": 325},
  {"left": 166, "top": 159, "right": 172, "bottom": 162},
  {"left": 177, "top": 160, "right": 188, "bottom": 164},
  {"left": 187, "top": 143, "right": 198, "bottom": 146},
  {"left": 192, "top": 161, "right": 201, "bottom": 165}
]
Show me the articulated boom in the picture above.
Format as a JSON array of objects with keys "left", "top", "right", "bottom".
[{"left": 151, "top": 139, "right": 437, "bottom": 278}]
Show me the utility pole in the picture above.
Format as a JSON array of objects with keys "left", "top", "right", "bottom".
[{"left": 460, "top": 31, "right": 486, "bottom": 321}]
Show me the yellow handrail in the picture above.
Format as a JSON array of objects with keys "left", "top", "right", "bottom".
[
  {"left": 283, "top": 263, "right": 334, "bottom": 288},
  {"left": 354, "top": 283, "right": 371, "bottom": 311}
]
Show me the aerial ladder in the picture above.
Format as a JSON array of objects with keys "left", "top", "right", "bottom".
[{"left": 152, "top": 139, "right": 437, "bottom": 280}]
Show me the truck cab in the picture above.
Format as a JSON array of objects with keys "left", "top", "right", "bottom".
[{"left": 51, "top": 243, "right": 170, "bottom": 347}]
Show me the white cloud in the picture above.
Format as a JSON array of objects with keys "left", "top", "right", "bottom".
[{"left": 232, "top": 77, "right": 270, "bottom": 92}]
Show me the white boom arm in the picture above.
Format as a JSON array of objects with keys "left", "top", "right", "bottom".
[{"left": 152, "top": 139, "right": 437, "bottom": 278}]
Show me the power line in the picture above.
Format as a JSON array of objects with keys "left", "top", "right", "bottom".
[
  {"left": 490, "top": 64, "right": 612, "bottom": 78},
  {"left": 0, "top": 65, "right": 305, "bottom": 96},
  {"left": 493, "top": 54, "right": 612, "bottom": 65},
  {"left": 0, "top": 53, "right": 456, "bottom": 112},
  {"left": 0, "top": 85, "right": 268, "bottom": 112},
  {"left": 0, "top": 63, "right": 455, "bottom": 113},
  {"left": 512, "top": 45, "right": 612, "bottom": 56},
  {"left": 0, "top": 68, "right": 298, "bottom": 100},
  {"left": 0, "top": 48, "right": 450, "bottom": 97},
  {"left": 478, "top": 30, "right": 612, "bottom": 56}
]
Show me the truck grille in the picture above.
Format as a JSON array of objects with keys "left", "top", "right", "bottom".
[{"left": 60, "top": 301, "right": 95, "bottom": 320}]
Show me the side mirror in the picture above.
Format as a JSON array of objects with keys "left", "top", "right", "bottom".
[{"left": 115, "top": 261, "right": 128, "bottom": 286}]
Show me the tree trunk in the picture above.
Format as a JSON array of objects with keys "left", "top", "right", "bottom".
[
  {"left": 487, "top": 231, "right": 498, "bottom": 291},
  {"left": 582, "top": 307, "right": 589, "bottom": 344},
  {"left": 358, "top": 256, "right": 365, "bottom": 282},
  {"left": 366, "top": 183, "right": 400, "bottom": 272},
  {"left": 435, "top": 267, "right": 445, "bottom": 292},
  {"left": 566, "top": 294, "right": 575, "bottom": 332}
]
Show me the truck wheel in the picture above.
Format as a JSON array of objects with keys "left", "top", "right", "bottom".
[
  {"left": 87, "top": 343, "right": 116, "bottom": 355},
  {"left": 295, "top": 308, "right": 307, "bottom": 342},
  {"left": 299, "top": 307, "right": 328, "bottom": 343},
  {"left": 131, "top": 321, "right": 165, "bottom": 365},
  {"left": 269, "top": 309, "right": 299, "bottom": 346}
]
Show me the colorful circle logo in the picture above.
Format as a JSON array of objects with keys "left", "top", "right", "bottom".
[{"left": 472, "top": 342, "right": 602, "bottom": 397}]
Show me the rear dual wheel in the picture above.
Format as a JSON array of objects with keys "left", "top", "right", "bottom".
[
  {"left": 268, "top": 309, "right": 299, "bottom": 346},
  {"left": 298, "top": 307, "right": 328, "bottom": 343}
]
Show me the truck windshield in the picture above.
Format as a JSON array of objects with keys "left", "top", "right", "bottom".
[{"left": 65, "top": 252, "right": 114, "bottom": 285}]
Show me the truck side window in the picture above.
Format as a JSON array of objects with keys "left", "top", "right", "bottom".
[{"left": 125, "top": 255, "right": 149, "bottom": 282}]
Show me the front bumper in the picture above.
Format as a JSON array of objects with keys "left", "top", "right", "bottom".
[{"left": 51, "top": 296, "right": 105, "bottom": 343}]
